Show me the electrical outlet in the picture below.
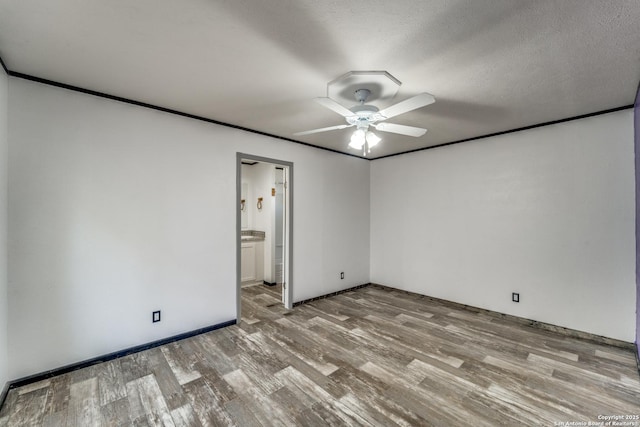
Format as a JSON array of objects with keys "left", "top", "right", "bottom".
[
  {"left": 512, "top": 293, "right": 520, "bottom": 303},
  {"left": 153, "top": 310, "right": 161, "bottom": 323},
  {"left": 340, "top": 272, "right": 344, "bottom": 280}
]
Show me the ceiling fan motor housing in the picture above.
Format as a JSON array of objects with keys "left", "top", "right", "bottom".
[{"left": 347, "top": 103, "right": 383, "bottom": 128}]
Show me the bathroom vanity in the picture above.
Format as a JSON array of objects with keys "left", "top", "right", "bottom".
[{"left": 241, "top": 231, "right": 265, "bottom": 283}]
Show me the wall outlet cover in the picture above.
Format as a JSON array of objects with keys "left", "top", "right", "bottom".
[
  {"left": 340, "top": 272, "right": 344, "bottom": 279},
  {"left": 512, "top": 293, "right": 520, "bottom": 303},
  {"left": 153, "top": 310, "right": 161, "bottom": 322}
]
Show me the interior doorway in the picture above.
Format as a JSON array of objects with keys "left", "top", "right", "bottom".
[{"left": 236, "top": 153, "right": 293, "bottom": 323}]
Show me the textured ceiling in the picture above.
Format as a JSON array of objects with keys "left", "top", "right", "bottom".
[{"left": 0, "top": 1, "right": 638, "bottom": 159}]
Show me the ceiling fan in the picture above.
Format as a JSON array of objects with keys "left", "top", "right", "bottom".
[{"left": 295, "top": 88, "right": 435, "bottom": 156}]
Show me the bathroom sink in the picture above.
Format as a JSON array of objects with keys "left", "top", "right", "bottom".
[{"left": 241, "top": 231, "right": 265, "bottom": 241}]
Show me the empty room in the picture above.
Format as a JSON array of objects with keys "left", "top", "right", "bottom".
[{"left": 0, "top": 1, "right": 639, "bottom": 426}]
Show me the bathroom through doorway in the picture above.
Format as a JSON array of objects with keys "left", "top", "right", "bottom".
[{"left": 236, "top": 153, "right": 293, "bottom": 323}]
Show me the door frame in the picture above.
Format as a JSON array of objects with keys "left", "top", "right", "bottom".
[{"left": 236, "top": 153, "right": 294, "bottom": 322}]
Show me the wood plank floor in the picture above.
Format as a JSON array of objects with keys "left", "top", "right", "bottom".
[{"left": 1, "top": 284, "right": 639, "bottom": 426}]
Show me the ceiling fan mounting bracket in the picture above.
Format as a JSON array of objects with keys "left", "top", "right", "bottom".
[
  {"left": 354, "top": 88, "right": 371, "bottom": 104},
  {"left": 327, "top": 71, "right": 401, "bottom": 106}
]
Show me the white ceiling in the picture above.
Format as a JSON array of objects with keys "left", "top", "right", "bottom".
[{"left": 0, "top": 0, "right": 638, "bottom": 159}]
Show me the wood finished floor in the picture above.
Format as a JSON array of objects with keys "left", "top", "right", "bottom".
[{"left": 1, "top": 284, "right": 639, "bottom": 426}]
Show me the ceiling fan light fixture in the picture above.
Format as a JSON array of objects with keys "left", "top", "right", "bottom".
[
  {"left": 349, "top": 129, "right": 366, "bottom": 149},
  {"left": 365, "top": 131, "right": 381, "bottom": 147}
]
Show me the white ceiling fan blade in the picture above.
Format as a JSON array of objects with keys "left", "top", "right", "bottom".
[
  {"left": 294, "top": 124, "right": 352, "bottom": 136},
  {"left": 374, "top": 122, "right": 427, "bottom": 137},
  {"left": 378, "top": 93, "right": 435, "bottom": 119},
  {"left": 314, "top": 97, "right": 354, "bottom": 117}
]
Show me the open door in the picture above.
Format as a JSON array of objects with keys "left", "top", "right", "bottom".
[
  {"left": 274, "top": 168, "right": 285, "bottom": 300},
  {"left": 281, "top": 167, "right": 291, "bottom": 308}
]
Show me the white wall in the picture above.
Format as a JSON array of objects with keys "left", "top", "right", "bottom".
[
  {"left": 7, "top": 78, "right": 370, "bottom": 380},
  {"left": 371, "top": 110, "right": 635, "bottom": 342},
  {"left": 0, "top": 68, "right": 8, "bottom": 390}
]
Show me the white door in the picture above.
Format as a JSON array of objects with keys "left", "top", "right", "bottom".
[
  {"left": 281, "top": 167, "right": 290, "bottom": 308},
  {"left": 275, "top": 168, "right": 284, "bottom": 287}
]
